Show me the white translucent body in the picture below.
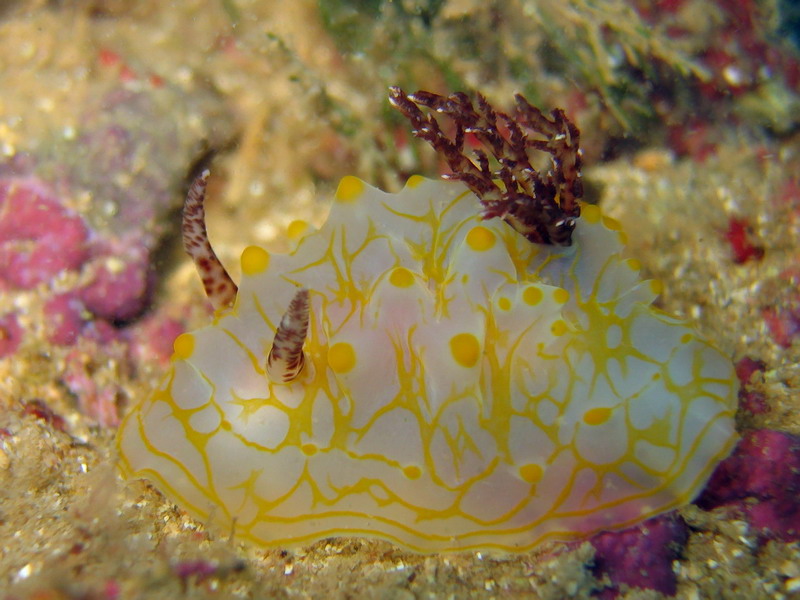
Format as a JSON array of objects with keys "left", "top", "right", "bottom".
[{"left": 118, "top": 177, "right": 738, "bottom": 552}]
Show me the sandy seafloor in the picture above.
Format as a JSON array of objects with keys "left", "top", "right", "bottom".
[{"left": 1, "top": 1, "right": 800, "bottom": 598}]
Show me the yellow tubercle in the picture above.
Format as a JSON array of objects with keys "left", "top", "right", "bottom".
[
  {"left": 550, "top": 320, "right": 568, "bottom": 336},
  {"left": 328, "top": 342, "right": 356, "bottom": 373},
  {"left": 625, "top": 258, "right": 641, "bottom": 271},
  {"left": 287, "top": 220, "right": 309, "bottom": 240},
  {"left": 389, "top": 267, "right": 415, "bottom": 288},
  {"left": 241, "top": 246, "right": 270, "bottom": 275},
  {"left": 519, "top": 463, "right": 543, "bottom": 484},
  {"left": 581, "top": 203, "right": 601, "bottom": 224},
  {"left": 403, "top": 465, "right": 422, "bottom": 479},
  {"left": 583, "top": 407, "right": 612, "bottom": 425},
  {"left": 450, "top": 333, "right": 481, "bottom": 368},
  {"left": 523, "top": 286, "right": 543, "bottom": 306},
  {"left": 649, "top": 279, "right": 664, "bottom": 295},
  {"left": 172, "top": 333, "right": 195, "bottom": 360},
  {"left": 553, "top": 288, "right": 570, "bottom": 304},
  {"left": 406, "top": 174, "right": 425, "bottom": 188},
  {"left": 335, "top": 175, "right": 365, "bottom": 202},
  {"left": 602, "top": 215, "right": 623, "bottom": 231},
  {"left": 466, "top": 226, "right": 496, "bottom": 251}
]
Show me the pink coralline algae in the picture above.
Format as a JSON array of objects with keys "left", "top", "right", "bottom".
[
  {"left": 128, "top": 313, "right": 185, "bottom": 367},
  {"left": 0, "top": 177, "right": 89, "bottom": 289},
  {"left": 763, "top": 305, "right": 800, "bottom": 349},
  {"left": 23, "top": 398, "right": 67, "bottom": 433},
  {"left": 0, "top": 163, "right": 187, "bottom": 427},
  {"left": 44, "top": 292, "right": 88, "bottom": 346},
  {"left": 734, "top": 357, "right": 769, "bottom": 415},
  {"left": 0, "top": 312, "right": 23, "bottom": 358},
  {"left": 172, "top": 559, "right": 220, "bottom": 583},
  {"left": 0, "top": 85, "right": 204, "bottom": 352},
  {"left": 79, "top": 241, "right": 153, "bottom": 322},
  {"left": 697, "top": 429, "right": 800, "bottom": 542},
  {"left": 724, "top": 216, "right": 765, "bottom": 264},
  {"left": 0, "top": 83, "right": 212, "bottom": 428},
  {"left": 762, "top": 269, "right": 800, "bottom": 348},
  {"left": 0, "top": 174, "right": 154, "bottom": 330},
  {"left": 62, "top": 347, "right": 125, "bottom": 427}
]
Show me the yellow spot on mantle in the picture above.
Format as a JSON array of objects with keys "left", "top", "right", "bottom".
[
  {"left": 551, "top": 320, "right": 568, "bottom": 336},
  {"left": 519, "top": 463, "right": 543, "bottom": 484},
  {"left": 625, "top": 258, "right": 641, "bottom": 271},
  {"left": 403, "top": 465, "right": 422, "bottom": 479},
  {"left": 602, "top": 215, "right": 622, "bottom": 231},
  {"left": 389, "top": 267, "right": 415, "bottom": 288},
  {"left": 466, "top": 226, "right": 496, "bottom": 251},
  {"left": 328, "top": 342, "right": 356, "bottom": 373},
  {"left": 336, "top": 176, "right": 364, "bottom": 203},
  {"left": 650, "top": 279, "right": 663, "bottom": 295},
  {"left": 553, "top": 288, "right": 570, "bottom": 304},
  {"left": 497, "top": 297, "right": 511, "bottom": 311},
  {"left": 581, "top": 204, "right": 601, "bottom": 224},
  {"left": 287, "top": 220, "right": 309, "bottom": 240},
  {"left": 302, "top": 443, "right": 318, "bottom": 456},
  {"left": 173, "top": 333, "right": 195, "bottom": 360},
  {"left": 241, "top": 246, "right": 270, "bottom": 275},
  {"left": 583, "top": 407, "right": 612, "bottom": 425},
  {"left": 406, "top": 174, "right": 425, "bottom": 188},
  {"left": 523, "top": 286, "right": 543, "bottom": 306},
  {"left": 450, "top": 333, "right": 480, "bottom": 368}
]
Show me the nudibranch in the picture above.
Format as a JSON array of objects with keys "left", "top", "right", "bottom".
[{"left": 117, "top": 89, "right": 738, "bottom": 553}]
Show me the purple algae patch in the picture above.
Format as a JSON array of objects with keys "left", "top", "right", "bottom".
[
  {"left": 696, "top": 429, "right": 800, "bottom": 542},
  {"left": 71, "top": 89, "right": 184, "bottom": 241},
  {"left": 585, "top": 513, "right": 689, "bottom": 598},
  {"left": 172, "top": 559, "right": 219, "bottom": 582}
]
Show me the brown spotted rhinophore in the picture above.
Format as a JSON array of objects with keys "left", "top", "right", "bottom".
[
  {"left": 182, "top": 170, "right": 237, "bottom": 310},
  {"left": 266, "top": 287, "right": 310, "bottom": 383}
]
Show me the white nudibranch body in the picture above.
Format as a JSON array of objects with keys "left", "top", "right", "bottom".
[{"left": 117, "top": 176, "right": 738, "bottom": 553}]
